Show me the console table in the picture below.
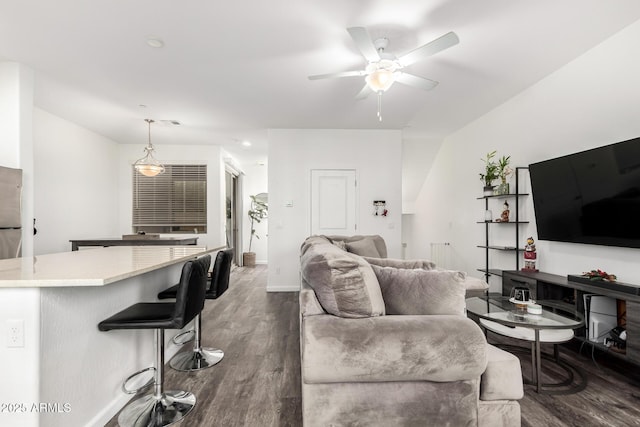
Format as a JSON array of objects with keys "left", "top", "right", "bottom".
[
  {"left": 70, "top": 237, "right": 198, "bottom": 251},
  {"left": 502, "top": 270, "right": 640, "bottom": 365}
]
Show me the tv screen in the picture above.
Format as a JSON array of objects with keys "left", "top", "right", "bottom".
[{"left": 529, "top": 136, "right": 640, "bottom": 249}]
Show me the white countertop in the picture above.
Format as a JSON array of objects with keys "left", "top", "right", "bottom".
[{"left": 0, "top": 246, "right": 220, "bottom": 288}]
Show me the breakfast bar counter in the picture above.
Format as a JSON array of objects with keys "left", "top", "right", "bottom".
[
  {"left": 0, "top": 245, "right": 215, "bottom": 287},
  {"left": 0, "top": 245, "right": 223, "bottom": 427}
]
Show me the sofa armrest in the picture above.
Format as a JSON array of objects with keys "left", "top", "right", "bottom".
[
  {"left": 300, "top": 281, "right": 326, "bottom": 317},
  {"left": 302, "top": 314, "right": 487, "bottom": 384},
  {"left": 481, "top": 344, "right": 524, "bottom": 401}
]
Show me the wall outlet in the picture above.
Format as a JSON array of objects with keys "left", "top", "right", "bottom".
[{"left": 6, "top": 319, "right": 24, "bottom": 348}]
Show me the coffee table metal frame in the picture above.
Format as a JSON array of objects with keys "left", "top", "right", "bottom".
[{"left": 466, "top": 295, "right": 586, "bottom": 394}]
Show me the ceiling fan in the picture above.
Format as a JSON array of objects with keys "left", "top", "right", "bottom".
[{"left": 308, "top": 27, "right": 459, "bottom": 120}]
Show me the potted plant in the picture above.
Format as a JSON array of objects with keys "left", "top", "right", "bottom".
[
  {"left": 496, "top": 155, "right": 512, "bottom": 195},
  {"left": 243, "top": 193, "right": 268, "bottom": 267},
  {"left": 479, "top": 151, "right": 498, "bottom": 196}
]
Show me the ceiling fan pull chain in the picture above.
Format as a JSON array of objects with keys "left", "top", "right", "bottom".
[{"left": 377, "top": 91, "right": 383, "bottom": 122}]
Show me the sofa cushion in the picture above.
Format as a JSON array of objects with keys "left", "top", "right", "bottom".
[
  {"left": 302, "top": 314, "right": 487, "bottom": 383},
  {"left": 327, "top": 235, "right": 388, "bottom": 258},
  {"left": 364, "top": 256, "right": 436, "bottom": 270},
  {"left": 300, "top": 241, "right": 385, "bottom": 318},
  {"left": 345, "top": 238, "right": 381, "bottom": 257},
  {"left": 300, "top": 235, "right": 333, "bottom": 256},
  {"left": 460, "top": 274, "right": 490, "bottom": 291},
  {"left": 372, "top": 265, "right": 466, "bottom": 316}
]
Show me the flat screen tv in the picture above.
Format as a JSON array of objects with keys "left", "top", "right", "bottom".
[{"left": 529, "top": 136, "right": 640, "bottom": 249}]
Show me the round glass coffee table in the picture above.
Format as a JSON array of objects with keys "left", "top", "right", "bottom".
[{"left": 466, "top": 295, "right": 586, "bottom": 394}]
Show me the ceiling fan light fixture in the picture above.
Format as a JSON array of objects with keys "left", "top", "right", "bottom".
[
  {"left": 365, "top": 68, "right": 395, "bottom": 92},
  {"left": 134, "top": 119, "right": 165, "bottom": 177}
]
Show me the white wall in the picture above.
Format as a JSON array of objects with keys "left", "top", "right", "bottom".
[
  {"left": 118, "top": 144, "right": 226, "bottom": 250},
  {"left": 409, "top": 20, "right": 640, "bottom": 292},
  {"left": 268, "top": 129, "right": 402, "bottom": 291},
  {"left": 241, "top": 162, "right": 268, "bottom": 264},
  {"left": 33, "top": 108, "right": 120, "bottom": 254},
  {"left": 402, "top": 137, "right": 443, "bottom": 214}
]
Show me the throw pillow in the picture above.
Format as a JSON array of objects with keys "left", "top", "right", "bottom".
[
  {"left": 371, "top": 265, "right": 466, "bottom": 316},
  {"left": 461, "top": 275, "right": 489, "bottom": 291},
  {"left": 332, "top": 240, "right": 347, "bottom": 251},
  {"left": 300, "top": 235, "right": 332, "bottom": 256},
  {"left": 345, "top": 239, "right": 381, "bottom": 257},
  {"left": 363, "top": 256, "right": 435, "bottom": 270},
  {"left": 301, "top": 243, "right": 385, "bottom": 318}
]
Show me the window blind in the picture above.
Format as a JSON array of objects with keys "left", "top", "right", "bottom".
[{"left": 132, "top": 164, "right": 207, "bottom": 233}]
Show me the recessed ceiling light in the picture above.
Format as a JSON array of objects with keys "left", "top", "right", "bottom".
[
  {"left": 146, "top": 37, "right": 165, "bottom": 48},
  {"left": 241, "top": 141, "right": 252, "bottom": 147}
]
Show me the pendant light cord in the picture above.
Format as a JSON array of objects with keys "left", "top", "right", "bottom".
[{"left": 146, "top": 119, "right": 154, "bottom": 149}]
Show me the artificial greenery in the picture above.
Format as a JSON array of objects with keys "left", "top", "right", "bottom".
[
  {"left": 497, "top": 155, "right": 512, "bottom": 183},
  {"left": 479, "top": 151, "right": 498, "bottom": 187},
  {"left": 247, "top": 194, "right": 268, "bottom": 252}
]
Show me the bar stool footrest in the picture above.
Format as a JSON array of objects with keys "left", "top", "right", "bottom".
[
  {"left": 169, "top": 347, "right": 224, "bottom": 372},
  {"left": 122, "top": 366, "right": 156, "bottom": 395},
  {"left": 172, "top": 329, "right": 195, "bottom": 346}
]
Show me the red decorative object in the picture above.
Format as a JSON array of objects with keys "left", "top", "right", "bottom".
[
  {"left": 521, "top": 236, "right": 538, "bottom": 272},
  {"left": 582, "top": 269, "right": 617, "bottom": 282}
]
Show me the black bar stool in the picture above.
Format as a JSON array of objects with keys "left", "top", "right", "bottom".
[
  {"left": 158, "top": 248, "right": 233, "bottom": 371},
  {"left": 98, "top": 255, "right": 210, "bottom": 427}
]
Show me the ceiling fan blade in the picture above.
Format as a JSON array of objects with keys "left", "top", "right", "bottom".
[
  {"left": 355, "top": 84, "right": 373, "bottom": 100},
  {"left": 308, "top": 70, "right": 366, "bottom": 80},
  {"left": 346, "top": 27, "right": 380, "bottom": 62},
  {"left": 398, "top": 31, "right": 459, "bottom": 67},
  {"left": 395, "top": 72, "right": 439, "bottom": 91}
]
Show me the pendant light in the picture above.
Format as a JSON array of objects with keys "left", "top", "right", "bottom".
[{"left": 134, "top": 119, "right": 165, "bottom": 177}]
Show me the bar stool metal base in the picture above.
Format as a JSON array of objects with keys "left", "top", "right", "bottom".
[
  {"left": 169, "top": 347, "right": 224, "bottom": 372},
  {"left": 118, "top": 390, "right": 196, "bottom": 427}
]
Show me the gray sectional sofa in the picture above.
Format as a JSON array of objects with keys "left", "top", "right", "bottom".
[{"left": 299, "top": 235, "right": 523, "bottom": 427}]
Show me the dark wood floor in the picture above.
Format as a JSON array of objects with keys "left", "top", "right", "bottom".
[{"left": 107, "top": 265, "right": 640, "bottom": 427}]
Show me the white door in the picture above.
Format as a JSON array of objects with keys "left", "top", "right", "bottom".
[{"left": 311, "top": 169, "right": 357, "bottom": 235}]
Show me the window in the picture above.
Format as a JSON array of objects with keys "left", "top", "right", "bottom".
[{"left": 132, "top": 164, "right": 207, "bottom": 233}]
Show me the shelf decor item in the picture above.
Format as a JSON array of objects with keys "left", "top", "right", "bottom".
[
  {"left": 521, "top": 236, "right": 538, "bottom": 272},
  {"left": 479, "top": 151, "right": 498, "bottom": 196},
  {"left": 581, "top": 269, "right": 617, "bottom": 282},
  {"left": 496, "top": 155, "right": 512, "bottom": 195},
  {"left": 496, "top": 201, "right": 510, "bottom": 222}
]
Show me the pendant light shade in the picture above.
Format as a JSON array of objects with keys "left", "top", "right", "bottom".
[
  {"left": 364, "top": 60, "right": 397, "bottom": 93},
  {"left": 365, "top": 68, "right": 395, "bottom": 92},
  {"left": 134, "top": 119, "right": 164, "bottom": 177}
]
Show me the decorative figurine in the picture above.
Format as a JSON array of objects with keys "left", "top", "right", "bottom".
[
  {"left": 500, "top": 201, "right": 510, "bottom": 222},
  {"left": 522, "top": 236, "right": 538, "bottom": 272}
]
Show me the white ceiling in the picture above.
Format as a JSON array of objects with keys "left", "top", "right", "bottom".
[{"left": 1, "top": 0, "right": 639, "bottom": 166}]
